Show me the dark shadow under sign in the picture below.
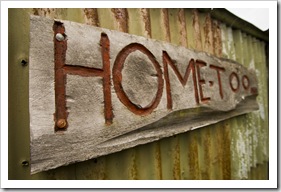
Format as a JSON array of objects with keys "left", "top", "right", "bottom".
[{"left": 29, "top": 15, "right": 259, "bottom": 174}]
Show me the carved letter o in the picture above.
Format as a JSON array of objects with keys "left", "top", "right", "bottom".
[{"left": 112, "top": 43, "right": 164, "bottom": 116}]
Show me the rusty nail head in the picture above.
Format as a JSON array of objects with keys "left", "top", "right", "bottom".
[
  {"left": 56, "top": 33, "right": 65, "bottom": 41},
  {"left": 57, "top": 119, "right": 67, "bottom": 129}
]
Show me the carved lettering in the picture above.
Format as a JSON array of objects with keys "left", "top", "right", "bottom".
[
  {"left": 163, "top": 51, "right": 199, "bottom": 109},
  {"left": 53, "top": 30, "right": 257, "bottom": 128},
  {"left": 112, "top": 43, "right": 164, "bottom": 115},
  {"left": 209, "top": 64, "right": 225, "bottom": 99},
  {"left": 196, "top": 60, "right": 210, "bottom": 102},
  {"left": 242, "top": 75, "right": 250, "bottom": 90},
  {"left": 54, "top": 27, "right": 113, "bottom": 128},
  {"left": 229, "top": 72, "right": 240, "bottom": 92}
]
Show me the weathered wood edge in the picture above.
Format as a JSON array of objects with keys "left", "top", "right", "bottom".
[{"left": 30, "top": 95, "right": 258, "bottom": 174}]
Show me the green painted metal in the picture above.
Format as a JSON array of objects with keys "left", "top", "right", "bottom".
[{"left": 8, "top": 8, "right": 269, "bottom": 180}]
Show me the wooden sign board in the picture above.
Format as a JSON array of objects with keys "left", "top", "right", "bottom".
[{"left": 29, "top": 15, "right": 259, "bottom": 174}]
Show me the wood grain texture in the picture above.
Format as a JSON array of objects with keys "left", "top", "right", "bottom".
[{"left": 29, "top": 15, "right": 259, "bottom": 174}]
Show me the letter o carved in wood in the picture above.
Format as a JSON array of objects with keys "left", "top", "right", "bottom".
[{"left": 112, "top": 43, "right": 164, "bottom": 115}]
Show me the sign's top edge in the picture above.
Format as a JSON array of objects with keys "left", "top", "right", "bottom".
[{"left": 30, "top": 14, "right": 248, "bottom": 68}]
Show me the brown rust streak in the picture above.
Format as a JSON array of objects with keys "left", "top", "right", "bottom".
[
  {"left": 161, "top": 8, "right": 171, "bottom": 42},
  {"left": 112, "top": 8, "right": 129, "bottom": 33},
  {"left": 192, "top": 9, "right": 203, "bottom": 51},
  {"left": 203, "top": 129, "right": 211, "bottom": 179},
  {"left": 33, "top": 8, "right": 55, "bottom": 17},
  {"left": 178, "top": 9, "right": 187, "bottom": 47},
  {"left": 140, "top": 8, "right": 152, "bottom": 38},
  {"left": 83, "top": 8, "right": 100, "bottom": 27},
  {"left": 212, "top": 20, "right": 222, "bottom": 57},
  {"left": 188, "top": 131, "right": 200, "bottom": 179},
  {"left": 173, "top": 139, "right": 181, "bottom": 179},
  {"left": 204, "top": 13, "right": 214, "bottom": 55},
  {"left": 155, "top": 142, "right": 163, "bottom": 179},
  {"left": 222, "top": 122, "right": 231, "bottom": 179},
  {"left": 53, "top": 21, "right": 68, "bottom": 131}
]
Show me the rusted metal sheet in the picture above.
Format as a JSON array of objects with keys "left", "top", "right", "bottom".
[{"left": 29, "top": 14, "right": 259, "bottom": 174}]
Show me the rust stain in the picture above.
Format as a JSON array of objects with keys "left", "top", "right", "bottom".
[
  {"left": 178, "top": 9, "right": 187, "bottom": 47},
  {"left": 192, "top": 9, "right": 203, "bottom": 51},
  {"left": 130, "top": 150, "right": 138, "bottom": 179},
  {"left": 32, "top": 8, "right": 60, "bottom": 18},
  {"left": 212, "top": 20, "right": 222, "bottom": 57},
  {"left": 215, "top": 124, "right": 224, "bottom": 179},
  {"left": 173, "top": 138, "right": 181, "bottom": 180},
  {"left": 222, "top": 122, "right": 231, "bottom": 179},
  {"left": 203, "top": 129, "right": 211, "bottom": 179},
  {"left": 161, "top": 8, "right": 171, "bottom": 42},
  {"left": 188, "top": 131, "right": 200, "bottom": 179},
  {"left": 111, "top": 8, "right": 129, "bottom": 33},
  {"left": 83, "top": 8, "right": 99, "bottom": 27},
  {"left": 204, "top": 13, "right": 214, "bottom": 55},
  {"left": 33, "top": 8, "right": 52, "bottom": 16},
  {"left": 155, "top": 142, "right": 163, "bottom": 180},
  {"left": 140, "top": 8, "right": 152, "bottom": 38}
]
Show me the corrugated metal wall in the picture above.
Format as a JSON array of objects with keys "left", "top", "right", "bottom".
[{"left": 8, "top": 8, "right": 269, "bottom": 180}]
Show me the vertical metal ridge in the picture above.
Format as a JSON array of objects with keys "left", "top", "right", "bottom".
[
  {"left": 212, "top": 19, "right": 222, "bottom": 57},
  {"left": 219, "top": 24, "right": 234, "bottom": 179},
  {"left": 173, "top": 136, "right": 181, "bottom": 180},
  {"left": 188, "top": 129, "right": 200, "bottom": 179},
  {"left": 140, "top": 8, "right": 152, "bottom": 38},
  {"left": 192, "top": 9, "right": 203, "bottom": 51},
  {"left": 83, "top": 8, "right": 99, "bottom": 27},
  {"left": 213, "top": 123, "right": 224, "bottom": 179},
  {"left": 156, "top": 142, "right": 163, "bottom": 180},
  {"left": 202, "top": 128, "right": 211, "bottom": 179},
  {"left": 111, "top": 8, "right": 129, "bottom": 33},
  {"left": 178, "top": 9, "right": 187, "bottom": 47},
  {"left": 259, "top": 40, "right": 269, "bottom": 162},
  {"left": 161, "top": 8, "right": 171, "bottom": 42},
  {"left": 253, "top": 37, "right": 266, "bottom": 165},
  {"left": 233, "top": 29, "right": 253, "bottom": 178},
  {"left": 203, "top": 13, "right": 214, "bottom": 55},
  {"left": 222, "top": 121, "right": 231, "bottom": 179}
]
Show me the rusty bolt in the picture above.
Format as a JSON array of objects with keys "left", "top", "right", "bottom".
[
  {"left": 55, "top": 33, "right": 65, "bottom": 41},
  {"left": 56, "top": 119, "right": 67, "bottom": 129},
  {"left": 21, "top": 160, "right": 29, "bottom": 167},
  {"left": 21, "top": 59, "right": 28, "bottom": 66}
]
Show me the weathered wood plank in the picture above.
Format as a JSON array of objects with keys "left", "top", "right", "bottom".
[{"left": 29, "top": 15, "right": 259, "bottom": 174}]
